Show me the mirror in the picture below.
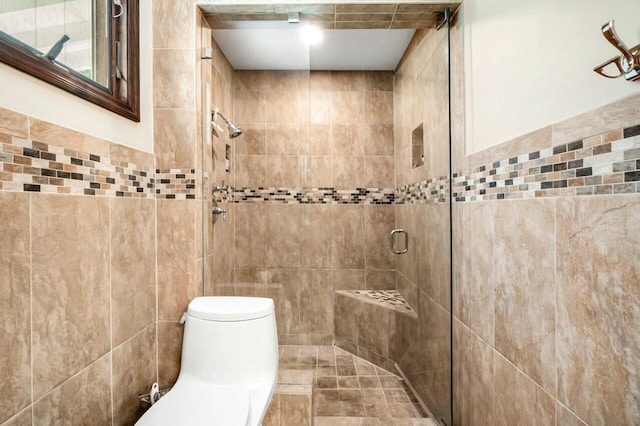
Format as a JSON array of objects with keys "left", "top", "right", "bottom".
[{"left": 0, "top": 0, "right": 140, "bottom": 121}]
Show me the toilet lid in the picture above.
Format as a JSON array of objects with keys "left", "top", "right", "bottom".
[{"left": 136, "top": 382, "right": 251, "bottom": 426}]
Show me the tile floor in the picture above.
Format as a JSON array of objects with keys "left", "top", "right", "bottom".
[{"left": 278, "top": 345, "right": 437, "bottom": 425}]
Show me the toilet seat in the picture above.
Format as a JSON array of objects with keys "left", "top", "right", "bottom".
[{"left": 136, "top": 381, "right": 251, "bottom": 426}]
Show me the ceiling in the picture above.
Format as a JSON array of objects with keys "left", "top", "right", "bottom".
[
  {"left": 201, "top": 2, "right": 458, "bottom": 71},
  {"left": 212, "top": 26, "right": 415, "bottom": 70}
]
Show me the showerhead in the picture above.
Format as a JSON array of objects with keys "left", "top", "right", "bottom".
[{"left": 217, "top": 112, "right": 243, "bottom": 139}]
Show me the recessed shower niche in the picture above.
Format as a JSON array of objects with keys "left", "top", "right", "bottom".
[{"left": 412, "top": 123, "right": 425, "bottom": 168}]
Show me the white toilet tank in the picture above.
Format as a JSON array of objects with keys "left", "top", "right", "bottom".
[{"left": 180, "top": 297, "right": 279, "bottom": 388}]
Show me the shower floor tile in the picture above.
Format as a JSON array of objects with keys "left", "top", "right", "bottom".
[{"left": 278, "top": 345, "right": 434, "bottom": 424}]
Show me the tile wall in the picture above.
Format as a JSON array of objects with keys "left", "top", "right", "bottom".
[
  {"left": 452, "top": 94, "right": 640, "bottom": 426},
  {"left": 205, "top": 69, "right": 398, "bottom": 346},
  {"left": 0, "top": 108, "right": 157, "bottom": 426}
]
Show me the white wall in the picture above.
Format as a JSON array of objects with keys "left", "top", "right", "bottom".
[
  {"left": 464, "top": 0, "right": 640, "bottom": 154},
  {"left": 0, "top": 3, "right": 153, "bottom": 153}
]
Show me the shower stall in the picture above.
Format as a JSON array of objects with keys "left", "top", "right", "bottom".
[{"left": 195, "top": 4, "right": 460, "bottom": 424}]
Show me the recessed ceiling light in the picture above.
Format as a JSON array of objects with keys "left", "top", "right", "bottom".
[{"left": 300, "top": 25, "right": 323, "bottom": 45}]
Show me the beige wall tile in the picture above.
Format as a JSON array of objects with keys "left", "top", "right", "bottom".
[
  {"left": 331, "top": 92, "right": 364, "bottom": 124},
  {"left": 266, "top": 91, "right": 299, "bottom": 124},
  {"left": 335, "top": 292, "right": 360, "bottom": 345},
  {"left": 235, "top": 155, "right": 266, "bottom": 187},
  {"left": 332, "top": 124, "right": 364, "bottom": 156},
  {"left": 453, "top": 320, "right": 493, "bottom": 426},
  {"left": 331, "top": 71, "right": 364, "bottom": 91},
  {"left": 280, "top": 393, "right": 311, "bottom": 425},
  {"left": 266, "top": 124, "right": 299, "bottom": 155},
  {"left": 33, "top": 354, "right": 112, "bottom": 425},
  {"left": 456, "top": 201, "right": 494, "bottom": 345},
  {"left": 365, "top": 91, "right": 394, "bottom": 125},
  {"left": 111, "top": 198, "right": 156, "bottom": 346},
  {"left": 157, "top": 199, "right": 198, "bottom": 321},
  {"left": 300, "top": 270, "right": 333, "bottom": 336},
  {"left": 493, "top": 352, "right": 555, "bottom": 425},
  {"left": 494, "top": 199, "right": 556, "bottom": 395},
  {"left": 29, "top": 118, "right": 110, "bottom": 156},
  {"left": 234, "top": 203, "right": 266, "bottom": 268},
  {"left": 333, "top": 269, "right": 366, "bottom": 291},
  {"left": 157, "top": 321, "right": 183, "bottom": 388},
  {"left": 266, "top": 155, "right": 299, "bottom": 187},
  {"left": 0, "top": 193, "right": 30, "bottom": 423},
  {"left": 112, "top": 325, "right": 157, "bottom": 426},
  {"left": 331, "top": 205, "right": 365, "bottom": 269},
  {"left": 364, "top": 156, "right": 394, "bottom": 188},
  {"left": 310, "top": 92, "right": 332, "bottom": 124},
  {"left": 364, "top": 205, "right": 395, "bottom": 269},
  {"left": 109, "top": 143, "right": 155, "bottom": 169},
  {"left": 300, "top": 156, "right": 332, "bottom": 188},
  {"left": 556, "top": 195, "right": 640, "bottom": 425},
  {"left": 31, "top": 195, "right": 110, "bottom": 399},
  {"left": 153, "top": 49, "right": 195, "bottom": 109},
  {"left": 332, "top": 156, "right": 364, "bottom": 189},
  {"left": 234, "top": 125, "right": 265, "bottom": 156},
  {"left": 300, "top": 124, "right": 331, "bottom": 155},
  {"left": 310, "top": 71, "right": 332, "bottom": 92},
  {"left": 266, "top": 205, "right": 301, "bottom": 268},
  {"left": 556, "top": 403, "right": 588, "bottom": 426},
  {"left": 1, "top": 408, "right": 31, "bottom": 426},
  {"left": 364, "top": 72, "right": 393, "bottom": 91},
  {"left": 233, "top": 268, "right": 267, "bottom": 297},
  {"left": 364, "top": 124, "right": 394, "bottom": 156},
  {"left": 365, "top": 269, "right": 396, "bottom": 291},
  {"left": 358, "top": 301, "right": 391, "bottom": 357},
  {"left": 0, "top": 107, "right": 28, "bottom": 138},
  {"left": 267, "top": 269, "right": 301, "bottom": 336},
  {"left": 154, "top": 109, "right": 196, "bottom": 169},
  {"left": 153, "top": 0, "right": 194, "bottom": 49},
  {"left": 300, "top": 204, "right": 332, "bottom": 268}
]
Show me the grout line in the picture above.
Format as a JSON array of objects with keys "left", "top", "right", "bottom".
[
  {"left": 29, "top": 192, "right": 33, "bottom": 424},
  {"left": 108, "top": 198, "right": 114, "bottom": 426}
]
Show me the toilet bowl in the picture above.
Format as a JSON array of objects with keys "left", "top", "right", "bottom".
[{"left": 136, "top": 297, "right": 279, "bottom": 426}]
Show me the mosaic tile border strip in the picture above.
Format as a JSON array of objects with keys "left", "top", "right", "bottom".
[
  {"left": 216, "top": 187, "right": 396, "bottom": 205},
  {"left": 395, "top": 176, "right": 449, "bottom": 204},
  {"left": 0, "top": 133, "right": 155, "bottom": 197},
  {"left": 155, "top": 169, "right": 197, "bottom": 200},
  {"left": 453, "top": 124, "right": 640, "bottom": 202}
]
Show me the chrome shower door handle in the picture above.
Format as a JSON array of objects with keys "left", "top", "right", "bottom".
[{"left": 389, "top": 229, "right": 408, "bottom": 255}]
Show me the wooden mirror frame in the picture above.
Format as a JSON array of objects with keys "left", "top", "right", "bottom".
[{"left": 0, "top": 0, "right": 140, "bottom": 122}]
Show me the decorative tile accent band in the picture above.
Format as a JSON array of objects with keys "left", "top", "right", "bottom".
[
  {"left": 155, "top": 169, "right": 197, "bottom": 200},
  {"left": 395, "top": 176, "right": 449, "bottom": 204},
  {"left": 0, "top": 133, "right": 154, "bottom": 197},
  {"left": 453, "top": 125, "right": 640, "bottom": 202},
  {"left": 215, "top": 187, "right": 396, "bottom": 204}
]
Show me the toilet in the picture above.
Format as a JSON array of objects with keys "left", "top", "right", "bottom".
[{"left": 136, "top": 297, "right": 279, "bottom": 426}]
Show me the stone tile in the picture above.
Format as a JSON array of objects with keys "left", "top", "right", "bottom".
[
  {"left": 157, "top": 321, "right": 183, "bottom": 388},
  {"left": 365, "top": 92, "right": 394, "bottom": 125},
  {"left": 33, "top": 354, "right": 112, "bottom": 425},
  {"left": 157, "top": 200, "right": 198, "bottom": 321},
  {"left": 556, "top": 195, "right": 640, "bottom": 424},
  {"left": 364, "top": 205, "right": 395, "bottom": 269},
  {"left": 493, "top": 352, "right": 555, "bottom": 425},
  {"left": 556, "top": 403, "right": 588, "bottom": 426},
  {"left": 0, "top": 193, "right": 30, "bottom": 424},
  {"left": 234, "top": 203, "right": 266, "bottom": 268},
  {"left": 364, "top": 155, "right": 394, "bottom": 188},
  {"left": 332, "top": 156, "right": 365, "bottom": 189},
  {"left": 235, "top": 155, "right": 266, "bottom": 187},
  {"left": 0, "top": 108, "right": 28, "bottom": 138},
  {"left": 152, "top": 0, "right": 194, "bottom": 48},
  {"left": 494, "top": 199, "right": 556, "bottom": 394},
  {"left": 265, "top": 155, "right": 299, "bottom": 187},
  {"left": 1, "top": 408, "right": 31, "bottom": 426},
  {"left": 331, "top": 205, "right": 365, "bottom": 269},
  {"left": 154, "top": 109, "right": 196, "bottom": 169},
  {"left": 267, "top": 269, "right": 301, "bottom": 336},
  {"left": 453, "top": 320, "right": 493, "bottom": 426},
  {"left": 456, "top": 201, "right": 494, "bottom": 345},
  {"left": 364, "top": 124, "right": 394, "bottom": 156},
  {"left": 331, "top": 92, "right": 364, "bottom": 124},
  {"left": 31, "top": 195, "right": 110, "bottom": 399},
  {"left": 301, "top": 204, "right": 332, "bottom": 268},
  {"left": 111, "top": 198, "right": 156, "bottom": 346},
  {"left": 112, "top": 325, "right": 156, "bottom": 426},
  {"left": 29, "top": 118, "right": 109, "bottom": 156},
  {"left": 300, "top": 270, "right": 333, "bottom": 336},
  {"left": 331, "top": 71, "right": 364, "bottom": 92},
  {"left": 153, "top": 49, "right": 195, "bottom": 108}
]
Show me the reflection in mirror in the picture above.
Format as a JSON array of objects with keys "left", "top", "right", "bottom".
[
  {"left": 0, "top": 0, "right": 140, "bottom": 121},
  {"left": 0, "top": 0, "right": 110, "bottom": 88}
]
